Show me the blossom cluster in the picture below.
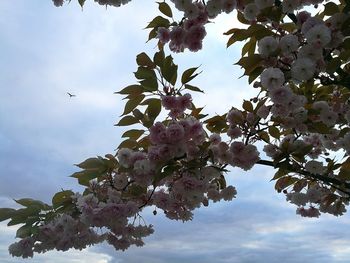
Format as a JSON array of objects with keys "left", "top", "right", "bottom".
[
  {"left": 52, "top": 0, "right": 132, "bottom": 7},
  {"left": 158, "top": 2, "right": 208, "bottom": 52}
]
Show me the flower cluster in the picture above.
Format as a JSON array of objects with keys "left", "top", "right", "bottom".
[{"left": 158, "top": 2, "right": 208, "bottom": 52}]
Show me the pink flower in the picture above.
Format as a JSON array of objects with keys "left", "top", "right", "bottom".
[{"left": 157, "top": 27, "right": 171, "bottom": 43}]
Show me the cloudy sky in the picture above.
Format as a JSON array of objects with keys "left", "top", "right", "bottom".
[{"left": 0, "top": 0, "right": 350, "bottom": 262}]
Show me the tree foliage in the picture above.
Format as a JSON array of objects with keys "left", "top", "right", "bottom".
[{"left": 2, "top": 0, "right": 350, "bottom": 258}]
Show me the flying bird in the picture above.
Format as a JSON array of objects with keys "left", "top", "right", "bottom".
[{"left": 67, "top": 92, "right": 76, "bottom": 98}]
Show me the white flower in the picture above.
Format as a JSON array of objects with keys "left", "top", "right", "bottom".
[
  {"left": 320, "top": 110, "right": 337, "bottom": 126},
  {"left": 117, "top": 148, "right": 133, "bottom": 168},
  {"left": 298, "top": 44, "right": 323, "bottom": 60},
  {"left": 220, "top": 186, "right": 237, "bottom": 201},
  {"left": 312, "top": 101, "right": 329, "bottom": 113},
  {"left": 206, "top": 0, "right": 223, "bottom": 18},
  {"left": 291, "top": 58, "right": 316, "bottom": 82},
  {"left": 243, "top": 3, "right": 259, "bottom": 21},
  {"left": 292, "top": 107, "right": 308, "bottom": 122},
  {"left": 171, "top": 0, "right": 192, "bottom": 11},
  {"left": 184, "top": 3, "right": 199, "bottom": 19},
  {"left": 134, "top": 159, "right": 151, "bottom": 174},
  {"left": 222, "top": 0, "right": 236, "bottom": 14},
  {"left": 260, "top": 67, "right": 285, "bottom": 90},
  {"left": 279, "top": 34, "right": 299, "bottom": 54},
  {"left": 301, "top": 17, "right": 323, "bottom": 34},
  {"left": 286, "top": 192, "right": 308, "bottom": 206},
  {"left": 305, "top": 160, "right": 325, "bottom": 175},
  {"left": 258, "top": 36, "right": 278, "bottom": 57},
  {"left": 269, "top": 86, "right": 293, "bottom": 104},
  {"left": 305, "top": 24, "right": 331, "bottom": 47}
]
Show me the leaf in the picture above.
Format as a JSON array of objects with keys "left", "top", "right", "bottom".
[
  {"left": 158, "top": 2, "right": 172, "bottom": 17},
  {"left": 242, "top": 38, "right": 256, "bottom": 56},
  {"left": 268, "top": 126, "right": 280, "bottom": 139},
  {"left": 52, "top": 190, "right": 74, "bottom": 209},
  {"left": 154, "top": 49, "right": 165, "bottom": 66},
  {"left": 115, "top": 115, "right": 139, "bottom": 126},
  {"left": 242, "top": 100, "right": 253, "bottom": 112},
  {"left": 71, "top": 170, "right": 106, "bottom": 186},
  {"left": 248, "top": 67, "right": 264, "bottom": 84},
  {"left": 161, "top": 55, "right": 177, "bottom": 85},
  {"left": 122, "top": 129, "right": 145, "bottom": 140},
  {"left": 146, "top": 98, "right": 162, "bottom": 120},
  {"left": 76, "top": 157, "right": 105, "bottom": 170},
  {"left": 122, "top": 95, "right": 145, "bottom": 116},
  {"left": 326, "top": 57, "right": 341, "bottom": 74},
  {"left": 14, "top": 198, "right": 51, "bottom": 210},
  {"left": 0, "top": 208, "right": 15, "bottom": 222},
  {"left": 275, "top": 176, "right": 297, "bottom": 192},
  {"left": 117, "top": 85, "right": 144, "bottom": 95},
  {"left": 181, "top": 67, "right": 200, "bottom": 84},
  {"left": 236, "top": 54, "right": 263, "bottom": 76},
  {"left": 7, "top": 207, "right": 40, "bottom": 226},
  {"left": 134, "top": 67, "right": 156, "bottom": 80},
  {"left": 324, "top": 2, "right": 339, "bottom": 16},
  {"left": 146, "top": 16, "right": 170, "bottom": 29},
  {"left": 184, "top": 84, "right": 204, "bottom": 93},
  {"left": 78, "top": 0, "right": 86, "bottom": 8},
  {"left": 118, "top": 139, "right": 139, "bottom": 149},
  {"left": 136, "top": 52, "right": 155, "bottom": 68},
  {"left": 16, "top": 224, "right": 32, "bottom": 238},
  {"left": 258, "top": 131, "right": 270, "bottom": 143},
  {"left": 237, "top": 11, "right": 250, "bottom": 25}
]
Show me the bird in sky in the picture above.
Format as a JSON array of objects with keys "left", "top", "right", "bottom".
[{"left": 67, "top": 92, "right": 76, "bottom": 98}]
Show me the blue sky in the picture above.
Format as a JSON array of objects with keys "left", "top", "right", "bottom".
[{"left": 0, "top": 0, "right": 350, "bottom": 262}]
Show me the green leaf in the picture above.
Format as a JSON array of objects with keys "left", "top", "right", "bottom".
[
  {"left": 0, "top": 208, "right": 15, "bottom": 222},
  {"left": 248, "top": 66, "right": 264, "bottom": 84},
  {"left": 242, "top": 38, "right": 256, "bottom": 56},
  {"left": 71, "top": 169, "right": 106, "bottom": 186},
  {"left": 237, "top": 11, "right": 250, "bottom": 25},
  {"left": 154, "top": 49, "right": 165, "bottom": 66},
  {"left": 7, "top": 207, "right": 40, "bottom": 226},
  {"left": 184, "top": 84, "right": 204, "bottom": 93},
  {"left": 116, "top": 115, "right": 139, "bottom": 126},
  {"left": 122, "top": 129, "right": 145, "bottom": 140},
  {"left": 242, "top": 100, "right": 253, "bottom": 112},
  {"left": 161, "top": 55, "right": 178, "bottom": 85},
  {"left": 324, "top": 2, "right": 339, "bottom": 16},
  {"left": 275, "top": 176, "right": 298, "bottom": 192},
  {"left": 78, "top": 0, "right": 86, "bottom": 8},
  {"left": 181, "top": 67, "right": 200, "bottom": 84},
  {"left": 134, "top": 67, "right": 156, "bottom": 80},
  {"left": 76, "top": 157, "right": 105, "bottom": 169},
  {"left": 52, "top": 190, "right": 74, "bottom": 209},
  {"left": 118, "top": 139, "right": 139, "bottom": 149},
  {"left": 268, "top": 126, "right": 280, "bottom": 139},
  {"left": 14, "top": 198, "right": 51, "bottom": 210},
  {"left": 326, "top": 57, "right": 341, "bottom": 74},
  {"left": 146, "top": 16, "right": 170, "bottom": 29},
  {"left": 16, "top": 224, "right": 32, "bottom": 238},
  {"left": 258, "top": 131, "right": 270, "bottom": 143},
  {"left": 146, "top": 98, "right": 162, "bottom": 120},
  {"left": 117, "top": 85, "right": 144, "bottom": 95},
  {"left": 136, "top": 52, "right": 155, "bottom": 68},
  {"left": 236, "top": 54, "right": 263, "bottom": 76},
  {"left": 158, "top": 2, "right": 172, "bottom": 17},
  {"left": 122, "top": 95, "right": 145, "bottom": 116}
]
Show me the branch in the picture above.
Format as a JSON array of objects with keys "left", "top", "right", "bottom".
[{"left": 257, "top": 159, "right": 350, "bottom": 196}]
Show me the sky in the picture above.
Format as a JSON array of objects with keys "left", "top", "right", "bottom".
[{"left": 0, "top": 0, "right": 350, "bottom": 262}]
